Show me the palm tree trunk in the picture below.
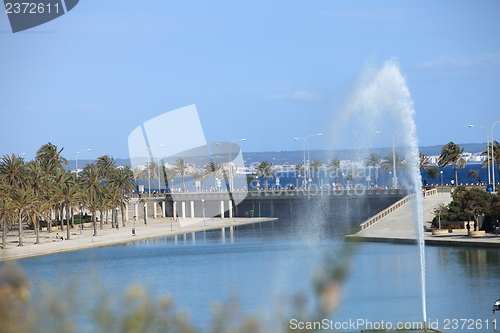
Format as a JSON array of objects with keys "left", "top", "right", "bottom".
[
  {"left": 35, "top": 220, "right": 40, "bottom": 244},
  {"left": 66, "top": 205, "right": 71, "bottom": 240},
  {"left": 99, "top": 211, "right": 104, "bottom": 230},
  {"left": 114, "top": 209, "right": 119, "bottom": 230},
  {"left": 18, "top": 210, "right": 23, "bottom": 246},
  {"left": 105, "top": 210, "right": 109, "bottom": 225},
  {"left": 100, "top": 211, "right": 104, "bottom": 229},
  {"left": 2, "top": 220, "right": 7, "bottom": 249},
  {"left": 70, "top": 207, "right": 75, "bottom": 228},
  {"left": 48, "top": 209, "right": 53, "bottom": 233},
  {"left": 60, "top": 206, "right": 65, "bottom": 231},
  {"left": 92, "top": 211, "right": 97, "bottom": 236},
  {"left": 121, "top": 201, "right": 126, "bottom": 228}
]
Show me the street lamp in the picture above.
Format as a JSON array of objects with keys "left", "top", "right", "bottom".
[
  {"left": 440, "top": 170, "right": 443, "bottom": 186},
  {"left": 202, "top": 198, "right": 206, "bottom": 226},
  {"left": 76, "top": 149, "right": 91, "bottom": 175},
  {"left": 469, "top": 125, "right": 491, "bottom": 186},
  {"left": 294, "top": 133, "right": 322, "bottom": 188},
  {"left": 146, "top": 144, "right": 164, "bottom": 196},
  {"left": 491, "top": 121, "right": 500, "bottom": 191},
  {"left": 376, "top": 129, "right": 401, "bottom": 188}
]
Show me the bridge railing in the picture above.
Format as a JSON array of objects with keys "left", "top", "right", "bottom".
[
  {"left": 360, "top": 194, "right": 414, "bottom": 230},
  {"left": 425, "top": 188, "right": 438, "bottom": 196}
]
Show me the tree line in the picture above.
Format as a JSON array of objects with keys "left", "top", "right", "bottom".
[{"left": 0, "top": 143, "right": 135, "bottom": 248}]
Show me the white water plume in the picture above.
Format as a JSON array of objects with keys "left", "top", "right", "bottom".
[{"left": 332, "top": 58, "right": 427, "bottom": 323}]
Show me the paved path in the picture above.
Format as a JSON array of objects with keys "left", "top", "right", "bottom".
[
  {"left": 347, "top": 192, "right": 500, "bottom": 248},
  {"left": 0, "top": 217, "right": 276, "bottom": 262}
]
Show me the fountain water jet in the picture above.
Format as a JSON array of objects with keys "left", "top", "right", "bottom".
[{"left": 328, "top": 58, "right": 427, "bottom": 325}]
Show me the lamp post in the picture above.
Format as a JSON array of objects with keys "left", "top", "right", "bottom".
[
  {"left": 376, "top": 129, "right": 401, "bottom": 188},
  {"left": 469, "top": 125, "right": 491, "bottom": 186},
  {"left": 294, "top": 133, "right": 322, "bottom": 188},
  {"left": 440, "top": 170, "right": 443, "bottom": 186},
  {"left": 491, "top": 121, "right": 500, "bottom": 191},
  {"left": 146, "top": 144, "right": 164, "bottom": 196},
  {"left": 76, "top": 149, "right": 91, "bottom": 175},
  {"left": 202, "top": 198, "right": 206, "bottom": 226}
]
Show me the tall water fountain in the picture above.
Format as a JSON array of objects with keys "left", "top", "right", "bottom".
[{"left": 325, "top": 58, "right": 428, "bottom": 328}]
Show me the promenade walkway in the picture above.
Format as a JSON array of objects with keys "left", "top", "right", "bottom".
[
  {"left": 0, "top": 217, "right": 276, "bottom": 262},
  {"left": 347, "top": 191, "right": 500, "bottom": 248}
]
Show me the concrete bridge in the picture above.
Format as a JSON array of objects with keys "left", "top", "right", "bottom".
[{"left": 131, "top": 188, "right": 409, "bottom": 232}]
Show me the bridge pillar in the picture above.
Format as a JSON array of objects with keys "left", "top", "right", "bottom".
[
  {"left": 153, "top": 202, "right": 157, "bottom": 218},
  {"left": 220, "top": 200, "right": 225, "bottom": 218},
  {"left": 190, "top": 201, "right": 195, "bottom": 218},
  {"left": 228, "top": 200, "right": 233, "bottom": 218},
  {"left": 181, "top": 202, "right": 186, "bottom": 219},
  {"left": 173, "top": 202, "right": 177, "bottom": 219},
  {"left": 134, "top": 203, "right": 138, "bottom": 220},
  {"left": 162, "top": 201, "right": 166, "bottom": 218}
]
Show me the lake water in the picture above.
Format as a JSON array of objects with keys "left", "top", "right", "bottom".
[{"left": 14, "top": 220, "right": 500, "bottom": 332}]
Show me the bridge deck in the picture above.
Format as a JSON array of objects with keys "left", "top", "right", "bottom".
[{"left": 347, "top": 192, "right": 500, "bottom": 248}]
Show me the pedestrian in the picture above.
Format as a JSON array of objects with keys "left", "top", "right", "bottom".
[
  {"left": 495, "top": 220, "right": 499, "bottom": 236},
  {"left": 466, "top": 222, "right": 470, "bottom": 233}
]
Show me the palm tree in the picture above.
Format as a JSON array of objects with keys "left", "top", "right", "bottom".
[
  {"left": 81, "top": 164, "right": 103, "bottom": 236},
  {"left": 256, "top": 161, "right": 276, "bottom": 189},
  {"left": 0, "top": 190, "right": 15, "bottom": 249},
  {"left": 438, "top": 142, "right": 466, "bottom": 186},
  {"left": 35, "top": 142, "right": 68, "bottom": 173},
  {"left": 100, "top": 184, "right": 121, "bottom": 229},
  {"left": 203, "top": 162, "right": 222, "bottom": 190},
  {"left": 28, "top": 199, "right": 51, "bottom": 245},
  {"left": 54, "top": 176, "right": 81, "bottom": 240},
  {"left": 0, "top": 155, "right": 29, "bottom": 246},
  {"left": 11, "top": 188, "right": 34, "bottom": 246},
  {"left": 380, "top": 152, "right": 406, "bottom": 172},
  {"left": 96, "top": 155, "right": 116, "bottom": 176},
  {"left": 481, "top": 140, "right": 500, "bottom": 183},
  {"left": 364, "top": 153, "right": 381, "bottom": 186},
  {"left": 108, "top": 167, "right": 135, "bottom": 227},
  {"left": 0, "top": 154, "right": 28, "bottom": 188},
  {"left": 309, "top": 159, "right": 323, "bottom": 186},
  {"left": 326, "top": 158, "right": 341, "bottom": 185},
  {"left": 173, "top": 158, "right": 189, "bottom": 192}
]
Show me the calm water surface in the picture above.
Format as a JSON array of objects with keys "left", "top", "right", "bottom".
[{"left": 15, "top": 221, "right": 500, "bottom": 332}]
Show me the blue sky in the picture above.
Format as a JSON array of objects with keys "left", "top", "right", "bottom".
[{"left": 1, "top": 1, "right": 499, "bottom": 161}]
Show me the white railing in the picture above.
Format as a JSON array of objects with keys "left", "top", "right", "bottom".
[{"left": 360, "top": 194, "right": 414, "bottom": 230}]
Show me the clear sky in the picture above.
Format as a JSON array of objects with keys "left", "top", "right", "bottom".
[{"left": 1, "top": 1, "right": 499, "bottom": 161}]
